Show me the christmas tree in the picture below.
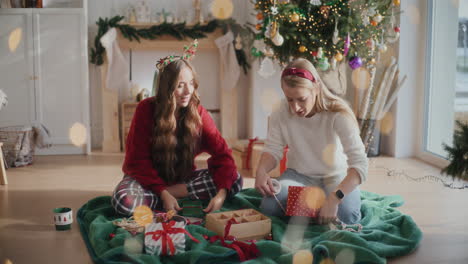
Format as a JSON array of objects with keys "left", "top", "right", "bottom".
[
  {"left": 252, "top": 0, "right": 401, "bottom": 70},
  {"left": 441, "top": 121, "right": 468, "bottom": 181}
]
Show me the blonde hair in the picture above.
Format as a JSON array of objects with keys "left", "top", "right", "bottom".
[{"left": 282, "top": 58, "right": 357, "bottom": 123}]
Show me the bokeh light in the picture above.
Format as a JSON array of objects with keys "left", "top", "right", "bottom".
[
  {"left": 69, "top": 123, "right": 87, "bottom": 146},
  {"left": 261, "top": 88, "right": 281, "bottom": 114},
  {"left": 211, "top": 0, "right": 234, "bottom": 19},
  {"left": 9, "top": 28, "right": 22, "bottom": 53},
  {"left": 322, "top": 144, "right": 336, "bottom": 167},
  {"left": 320, "top": 258, "right": 335, "bottom": 264},
  {"left": 335, "top": 248, "right": 355, "bottom": 264},
  {"left": 304, "top": 186, "right": 326, "bottom": 210},
  {"left": 379, "top": 112, "right": 394, "bottom": 135},
  {"left": 351, "top": 68, "right": 371, "bottom": 90},
  {"left": 133, "top": 205, "right": 153, "bottom": 227},
  {"left": 293, "top": 249, "right": 314, "bottom": 264},
  {"left": 282, "top": 216, "right": 309, "bottom": 252},
  {"left": 123, "top": 237, "right": 143, "bottom": 254}
]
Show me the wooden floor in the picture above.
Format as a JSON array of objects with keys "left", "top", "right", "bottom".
[{"left": 0, "top": 154, "right": 467, "bottom": 264}]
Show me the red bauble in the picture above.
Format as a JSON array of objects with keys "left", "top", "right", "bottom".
[
  {"left": 109, "top": 233, "right": 116, "bottom": 239},
  {"left": 312, "top": 51, "right": 318, "bottom": 57},
  {"left": 394, "top": 26, "right": 401, "bottom": 33}
]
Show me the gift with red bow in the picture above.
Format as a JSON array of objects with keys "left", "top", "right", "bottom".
[
  {"left": 144, "top": 220, "right": 199, "bottom": 255},
  {"left": 286, "top": 186, "right": 324, "bottom": 218},
  {"left": 231, "top": 138, "right": 288, "bottom": 178}
]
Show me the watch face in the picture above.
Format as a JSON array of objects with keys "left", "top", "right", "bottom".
[{"left": 335, "top": 190, "right": 344, "bottom": 199}]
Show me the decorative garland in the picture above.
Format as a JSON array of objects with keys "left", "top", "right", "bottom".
[
  {"left": 253, "top": 0, "right": 402, "bottom": 69},
  {"left": 90, "top": 16, "right": 250, "bottom": 73}
]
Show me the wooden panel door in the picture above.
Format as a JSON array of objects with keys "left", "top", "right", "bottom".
[{"left": 0, "top": 10, "right": 36, "bottom": 127}]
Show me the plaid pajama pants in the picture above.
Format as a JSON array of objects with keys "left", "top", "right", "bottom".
[{"left": 111, "top": 169, "right": 243, "bottom": 216}]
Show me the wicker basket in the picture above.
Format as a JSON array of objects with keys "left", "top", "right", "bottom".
[{"left": 0, "top": 126, "right": 35, "bottom": 168}]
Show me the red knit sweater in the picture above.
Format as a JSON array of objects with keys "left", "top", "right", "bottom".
[{"left": 122, "top": 98, "right": 238, "bottom": 195}]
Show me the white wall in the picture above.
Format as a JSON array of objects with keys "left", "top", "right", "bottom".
[
  {"left": 379, "top": 0, "right": 426, "bottom": 158},
  {"left": 88, "top": 0, "right": 250, "bottom": 149}
]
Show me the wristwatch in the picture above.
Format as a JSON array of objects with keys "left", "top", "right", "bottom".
[{"left": 335, "top": 189, "right": 345, "bottom": 200}]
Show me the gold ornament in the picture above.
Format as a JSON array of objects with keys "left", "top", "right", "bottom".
[
  {"left": 393, "top": 0, "right": 400, "bottom": 6},
  {"left": 270, "top": 21, "right": 278, "bottom": 39},
  {"left": 335, "top": 52, "right": 343, "bottom": 62},
  {"left": 291, "top": 13, "right": 300, "bottom": 22},
  {"left": 370, "top": 20, "right": 378, "bottom": 26},
  {"left": 369, "top": 58, "right": 376, "bottom": 64},
  {"left": 299, "top": 45, "right": 307, "bottom": 53},
  {"left": 256, "top": 23, "right": 262, "bottom": 30}
]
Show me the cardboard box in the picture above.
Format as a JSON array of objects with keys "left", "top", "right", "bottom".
[
  {"left": 231, "top": 139, "right": 283, "bottom": 178},
  {"left": 251, "top": 144, "right": 281, "bottom": 178},
  {"left": 205, "top": 209, "right": 271, "bottom": 241}
]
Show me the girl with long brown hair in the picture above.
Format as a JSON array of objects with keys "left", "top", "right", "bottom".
[{"left": 111, "top": 47, "right": 242, "bottom": 216}]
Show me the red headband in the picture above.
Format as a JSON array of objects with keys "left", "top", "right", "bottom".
[{"left": 281, "top": 67, "right": 316, "bottom": 82}]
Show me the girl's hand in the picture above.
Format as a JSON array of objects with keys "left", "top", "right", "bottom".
[
  {"left": 160, "top": 190, "right": 181, "bottom": 212},
  {"left": 318, "top": 195, "right": 340, "bottom": 224},
  {"left": 255, "top": 169, "right": 275, "bottom": 197},
  {"left": 203, "top": 189, "right": 227, "bottom": 213}
]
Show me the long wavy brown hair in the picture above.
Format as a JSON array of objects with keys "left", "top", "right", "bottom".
[{"left": 151, "top": 59, "right": 202, "bottom": 184}]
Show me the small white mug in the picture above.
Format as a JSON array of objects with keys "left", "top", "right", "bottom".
[{"left": 53, "top": 207, "right": 73, "bottom": 231}]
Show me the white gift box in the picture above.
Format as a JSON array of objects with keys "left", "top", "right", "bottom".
[{"left": 144, "top": 221, "right": 186, "bottom": 255}]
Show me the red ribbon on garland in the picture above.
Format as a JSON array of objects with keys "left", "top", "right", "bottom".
[
  {"left": 207, "top": 218, "right": 260, "bottom": 261},
  {"left": 145, "top": 220, "right": 200, "bottom": 256}
]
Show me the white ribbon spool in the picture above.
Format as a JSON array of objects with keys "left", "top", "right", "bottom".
[{"left": 271, "top": 179, "right": 281, "bottom": 195}]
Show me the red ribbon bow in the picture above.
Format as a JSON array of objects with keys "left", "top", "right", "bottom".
[
  {"left": 208, "top": 218, "right": 260, "bottom": 261},
  {"left": 145, "top": 221, "right": 200, "bottom": 256}
]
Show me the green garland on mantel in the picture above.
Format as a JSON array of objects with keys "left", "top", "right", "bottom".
[{"left": 90, "top": 16, "right": 251, "bottom": 73}]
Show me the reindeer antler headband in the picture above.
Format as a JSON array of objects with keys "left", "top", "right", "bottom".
[{"left": 156, "top": 39, "right": 199, "bottom": 70}]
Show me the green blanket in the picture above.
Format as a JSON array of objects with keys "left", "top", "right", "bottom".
[{"left": 77, "top": 189, "right": 422, "bottom": 264}]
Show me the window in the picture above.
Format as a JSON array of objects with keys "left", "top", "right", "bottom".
[{"left": 424, "top": 0, "right": 467, "bottom": 159}]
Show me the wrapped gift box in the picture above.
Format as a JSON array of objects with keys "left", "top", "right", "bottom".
[
  {"left": 144, "top": 220, "right": 187, "bottom": 255},
  {"left": 231, "top": 138, "right": 287, "bottom": 178},
  {"left": 285, "top": 186, "right": 321, "bottom": 218},
  {"left": 232, "top": 138, "right": 264, "bottom": 170},
  {"left": 205, "top": 209, "right": 271, "bottom": 241},
  {"left": 180, "top": 200, "right": 205, "bottom": 218}
]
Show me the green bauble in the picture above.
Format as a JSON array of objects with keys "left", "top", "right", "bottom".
[
  {"left": 318, "top": 58, "right": 330, "bottom": 71},
  {"left": 250, "top": 47, "right": 263, "bottom": 57}
]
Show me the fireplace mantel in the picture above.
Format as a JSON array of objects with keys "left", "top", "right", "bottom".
[{"left": 100, "top": 28, "right": 238, "bottom": 152}]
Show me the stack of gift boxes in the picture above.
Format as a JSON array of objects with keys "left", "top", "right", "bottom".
[{"left": 231, "top": 138, "right": 288, "bottom": 178}]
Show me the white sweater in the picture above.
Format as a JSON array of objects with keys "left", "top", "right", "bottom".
[{"left": 264, "top": 100, "right": 368, "bottom": 183}]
